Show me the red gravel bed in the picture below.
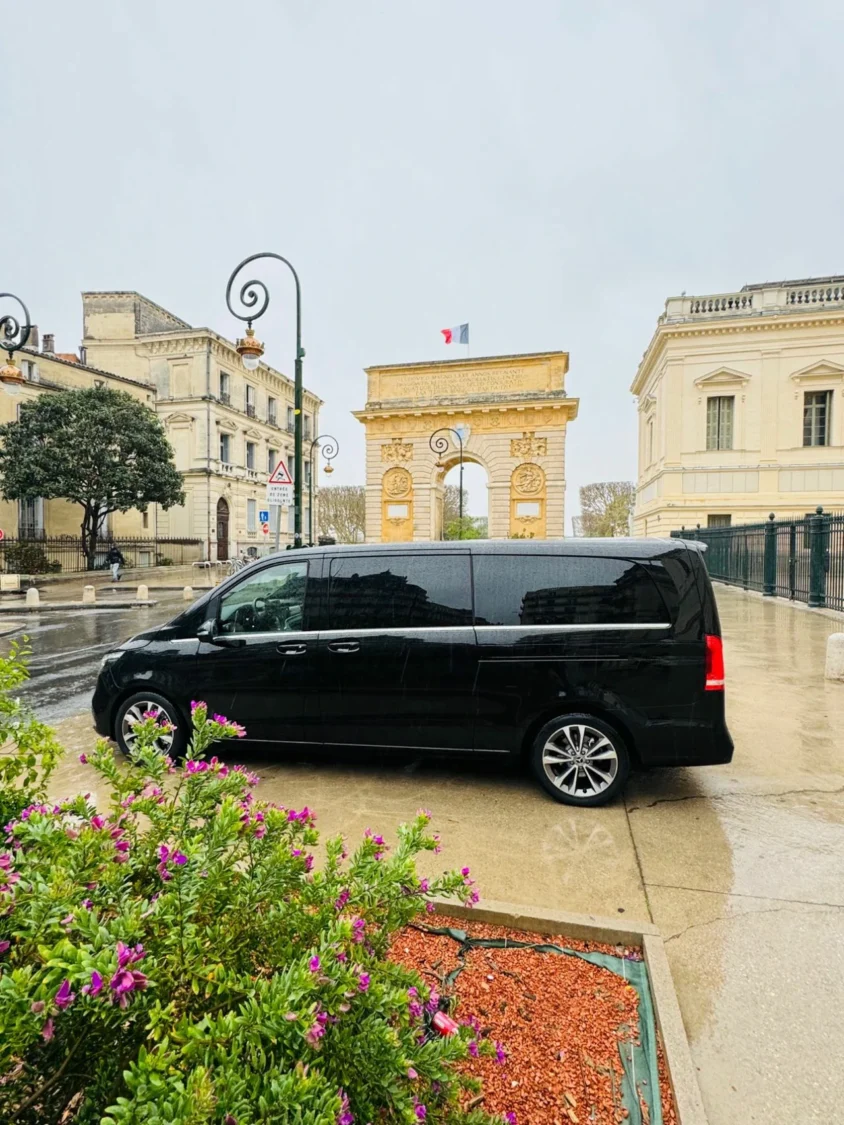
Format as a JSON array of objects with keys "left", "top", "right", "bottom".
[{"left": 389, "top": 915, "right": 677, "bottom": 1125}]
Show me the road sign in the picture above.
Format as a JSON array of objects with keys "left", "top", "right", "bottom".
[
  {"left": 261, "top": 524, "right": 270, "bottom": 535},
  {"left": 259, "top": 509, "right": 270, "bottom": 524},
  {"left": 268, "top": 457, "right": 293, "bottom": 485},
  {"left": 266, "top": 483, "right": 292, "bottom": 506},
  {"left": 0, "top": 529, "right": 4, "bottom": 541}
]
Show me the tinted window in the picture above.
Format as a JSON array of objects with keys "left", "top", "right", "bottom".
[
  {"left": 329, "top": 554, "right": 472, "bottom": 629},
  {"left": 219, "top": 561, "right": 308, "bottom": 634},
  {"left": 473, "top": 555, "right": 669, "bottom": 626}
]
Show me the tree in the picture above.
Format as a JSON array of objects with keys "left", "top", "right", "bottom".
[
  {"left": 444, "top": 515, "right": 487, "bottom": 540},
  {"left": 579, "top": 481, "right": 635, "bottom": 537},
  {"left": 442, "top": 483, "right": 468, "bottom": 527},
  {"left": 316, "top": 484, "right": 366, "bottom": 542},
  {"left": 0, "top": 387, "right": 185, "bottom": 568}
]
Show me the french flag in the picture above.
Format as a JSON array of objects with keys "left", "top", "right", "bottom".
[{"left": 441, "top": 323, "right": 469, "bottom": 345}]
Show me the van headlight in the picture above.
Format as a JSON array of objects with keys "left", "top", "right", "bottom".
[{"left": 99, "top": 652, "right": 122, "bottom": 671}]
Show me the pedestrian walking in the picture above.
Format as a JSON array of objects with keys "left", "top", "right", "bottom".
[{"left": 107, "top": 545, "right": 126, "bottom": 582}]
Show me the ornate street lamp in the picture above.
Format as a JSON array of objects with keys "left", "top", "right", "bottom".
[
  {"left": 226, "top": 253, "right": 305, "bottom": 548},
  {"left": 0, "top": 292, "right": 32, "bottom": 394},
  {"left": 429, "top": 427, "right": 464, "bottom": 539},
  {"left": 308, "top": 434, "right": 339, "bottom": 546}
]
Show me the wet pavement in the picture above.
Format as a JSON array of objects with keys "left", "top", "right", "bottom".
[{"left": 13, "top": 586, "right": 844, "bottom": 1124}]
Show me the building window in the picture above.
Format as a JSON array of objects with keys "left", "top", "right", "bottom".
[
  {"left": 220, "top": 433, "right": 231, "bottom": 464},
  {"left": 268, "top": 448, "right": 278, "bottom": 475},
  {"left": 707, "top": 514, "right": 731, "bottom": 528},
  {"left": 18, "top": 498, "right": 44, "bottom": 539},
  {"left": 287, "top": 405, "right": 295, "bottom": 432},
  {"left": 646, "top": 418, "right": 655, "bottom": 464},
  {"left": 303, "top": 413, "right": 312, "bottom": 440},
  {"left": 706, "top": 396, "right": 734, "bottom": 450},
  {"left": 268, "top": 396, "right": 277, "bottom": 425},
  {"left": 219, "top": 372, "right": 231, "bottom": 405},
  {"left": 247, "top": 498, "right": 257, "bottom": 532},
  {"left": 803, "top": 390, "right": 831, "bottom": 447},
  {"left": 304, "top": 460, "right": 311, "bottom": 487},
  {"left": 246, "top": 441, "right": 256, "bottom": 470},
  {"left": 23, "top": 360, "right": 36, "bottom": 381},
  {"left": 142, "top": 511, "right": 149, "bottom": 529},
  {"left": 246, "top": 385, "right": 256, "bottom": 418}
]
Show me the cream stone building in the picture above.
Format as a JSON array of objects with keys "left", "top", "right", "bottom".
[
  {"left": 81, "top": 292, "right": 321, "bottom": 559},
  {"left": 354, "top": 352, "right": 578, "bottom": 541},
  {"left": 631, "top": 276, "right": 844, "bottom": 535},
  {"left": 0, "top": 329, "right": 155, "bottom": 544}
]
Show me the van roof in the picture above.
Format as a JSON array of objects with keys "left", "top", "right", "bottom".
[{"left": 287, "top": 538, "right": 703, "bottom": 560}]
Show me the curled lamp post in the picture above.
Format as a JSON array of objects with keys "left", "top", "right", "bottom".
[
  {"left": 308, "top": 434, "right": 339, "bottom": 546},
  {"left": 0, "top": 292, "right": 32, "bottom": 395},
  {"left": 429, "top": 427, "right": 464, "bottom": 540},
  {"left": 226, "top": 253, "right": 305, "bottom": 550}
]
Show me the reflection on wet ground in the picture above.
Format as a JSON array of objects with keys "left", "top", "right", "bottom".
[
  {"left": 1, "top": 597, "right": 183, "bottom": 722},
  {"left": 11, "top": 585, "right": 844, "bottom": 1125}
]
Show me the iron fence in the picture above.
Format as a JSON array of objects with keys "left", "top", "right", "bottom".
[
  {"left": 671, "top": 507, "right": 844, "bottom": 612},
  {"left": 0, "top": 537, "right": 203, "bottom": 574}
]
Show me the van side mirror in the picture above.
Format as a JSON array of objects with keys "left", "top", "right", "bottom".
[{"left": 197, "top": 618, "right": 244, "bottom": 648}]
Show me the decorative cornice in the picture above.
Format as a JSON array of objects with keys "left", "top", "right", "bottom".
[
  {"left": 693, "top": 366, "right": 752, "bottom": 388},
  {"left": 788, "top": 359, "right": 844, "bottom": 384}
]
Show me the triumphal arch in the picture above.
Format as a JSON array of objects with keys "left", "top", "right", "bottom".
[{"left": 353, "top": 351, "right": 578, "bottom": 542}]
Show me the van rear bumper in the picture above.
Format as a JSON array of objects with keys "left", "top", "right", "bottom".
[{"left": 635, "top": 694, "right": 734, "bottom": 767}]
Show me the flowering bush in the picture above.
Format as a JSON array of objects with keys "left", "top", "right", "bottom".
[{"left": 0, "top": 665, "right": 500, "bottom": 1125}]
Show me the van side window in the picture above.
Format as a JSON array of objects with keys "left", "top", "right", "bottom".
[
  {"left": 328, "top": 554, "right": 473, "bottom": 630},
  {"left": 473, "top": 555, "right": 670, "bottom": 626},
  {"left": 219, "top": 561, "right": 308, "bottom": 634}
]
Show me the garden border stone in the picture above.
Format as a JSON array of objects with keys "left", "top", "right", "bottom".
[{"left": 432, "top": 898, "right": 707, "bottom": 1125}]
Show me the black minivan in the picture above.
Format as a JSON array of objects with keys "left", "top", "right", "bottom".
[{"left": 92, "top": 539, "right": 733, "bottom": 806}]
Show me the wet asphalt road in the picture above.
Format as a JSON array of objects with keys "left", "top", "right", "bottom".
[{"left": 2, "top": 596, "right": 185, "bottom": 723}]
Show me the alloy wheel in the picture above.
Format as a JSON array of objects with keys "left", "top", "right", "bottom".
[
  {"left": 541, "top": 723, "right": 619, "bottom": 799},
  {"left": 121, "top": 701, "right": 176, "bottom": 755}
]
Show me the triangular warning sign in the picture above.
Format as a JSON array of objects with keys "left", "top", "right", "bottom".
[{"left": 268, "top": 458, "right": 293, "bottom": 485}]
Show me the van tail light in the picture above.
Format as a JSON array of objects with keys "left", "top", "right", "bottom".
[{"left": 705, "top": 634, "right": 725, "bottom": 691}]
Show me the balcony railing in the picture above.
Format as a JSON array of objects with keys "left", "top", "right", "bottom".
[
  {"left": 268, "top": 413, "right": 278, "bottom": 427},
  {"left": 220, "top": 391, "right": 231, "bottom": 406},
  {"left": 246, "top": 404, "right": 256, "bottom": 418}
]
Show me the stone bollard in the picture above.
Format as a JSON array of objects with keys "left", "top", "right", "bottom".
[
  {"left": 82, "top": 585, "right": 96, "bottom": 605},
  {"left": 25, "top": 587, "right": 40, "bottom": 607},
  {"left": 825, "top": 633, "right": 844, "bottom": 683},
  {"left": 136, "top": 584, "right": 150, "bottom": 602},
  {"left": 182, "top": 585, "right": 194, "bottom": 601}
]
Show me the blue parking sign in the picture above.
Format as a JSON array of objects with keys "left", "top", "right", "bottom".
[{"left": 259, "top": 509, "right": 270, "bottom": 523}]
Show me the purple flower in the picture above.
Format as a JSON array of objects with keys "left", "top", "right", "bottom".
[
  {"left": 409, "top": 1001, "right": 423, "bottom": 1021},
  {"left": 495, "top": 1041, "right": 507, "bottom": 1065},
  {"left": 0, "top": 853, "right": 10, "bottom": 870},
  {"left": 173, "top": 852, "right": 187, "bottom": 866},
  {"left": 425, "top": 989, "right": 440, "bottom": 1013},
  {"left": 419, "top": 878, "right": 429, "bottom": 893},
  {"left": 351, "top": 917, "right": 365, "bottom": 943},
  {"left": 425, "top": 902, "right": 436, "bottom": 913},
  {"left": 190, "top": 700, "right": 203, "bottom": 713},
  {"left": 357, "top": 972, "right": 370, "bottom": 993},
  {"left": 466, "top": 889, "right": 480, "bottom": 907},
  {"left": 109, "top": 968, "right": 148, "bottom": 1008},
  {"left": 309, "top": 955, "right": 321, "bottom": 973},
  {"left": 505, "top": 1114, "right": 518, "bottom": 1125},
  {"left": 254, "top": 825, "right": 266, "bottom": 840},
  {"left": 334, "top": 889, "right": 350, "bottom": 911},
  {"left": 336, "top": 1089, "right": 354, "bottom": 1125},
  {"left": 461, "top": 866, "right": 471, "bottom": 877},
  {"left": 468, "top": 1039, "right": 479, "bottom": 1057},
  {"left": 407, "top": 1067, "right": 418, "bottom": 1079},
  {"left": 54, "top": 979, "right": 75, "bottom": 1010},
  {"left": 31, "top": 1000, "right": 44, "bottom": 1013},
  {"left": 224, "top": 1117, "right": 238, "bottom": 1125},
  {"left": 417, "top": 808, "right": 432, "bottom": 820},
  {"left": 114, "top": 840, "right": 130, "bottom": 853},
  {"left": 60, "top": 913, "right": 74, "bottom": 926},
  {"left": 42, "top": 1018, "right": 54, "bottom": 1041},
  {"left": 116, "top": 942, "right": 144, "bottom": 969},
  {"left": 336, "top": 951, "right": 347, "bottom": 963},
  {"left": 83, "top": 971, "right": 103, "bottom": 997},
  {"left": 284, "top": 1011, "right": 298, "bottom": 1021},
  {"left": 78, "top": 753, "right": 88, "bottom": 764},
  {"left": 304, "top": 854, "right": 314, "bottom": 873},
  {"left": 414, "top": 1103, "right": 427, "bottom": 1121},
  {"left": 0, "top": 939, "right": 9, "bottom": 954},
  {"left": 81, "top": 898, "right": 93, "bottom": 910},
  {"left": 305, "top": 1022, "right": 325, "bottom": 1048},
  {"left": 90, "top": 816, "right": 106, "bottom": 831}
]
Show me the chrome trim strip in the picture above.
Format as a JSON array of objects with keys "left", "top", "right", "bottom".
[
  {"left": 474, "top": 623, "right": 671, "bottom": 633},
  {"left": 320, "top": 626, "right": 474, "bottom": 637}
]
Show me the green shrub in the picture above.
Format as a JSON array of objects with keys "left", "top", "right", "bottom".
[
  {"left": 4, "top": 543, "right": 62, "bottom": 574},
  {"left": 0, "top": 664, "right": 501, "bottom": 1125}
]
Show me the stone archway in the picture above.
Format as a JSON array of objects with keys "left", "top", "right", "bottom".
[
  {"left": 354, "top": 352, "right": 578, "bottom": 542},
  {"left": 428, "top": 448, "right": 490, "bottom": 540},
  {"left": 216, "top": 497, "right": 230, "bottom": 560}
]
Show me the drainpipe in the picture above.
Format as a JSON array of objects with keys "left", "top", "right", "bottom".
[{"left": 205, "top": 340, "right": 212, "bottom": 562}]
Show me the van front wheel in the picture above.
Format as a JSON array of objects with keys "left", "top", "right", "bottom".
[{"left": 530, "top": 715, "right": 630, "bottom": 806}]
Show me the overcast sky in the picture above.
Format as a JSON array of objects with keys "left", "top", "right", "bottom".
[{"left": 4, "top": 1, "right": 844, "bottom": 527}]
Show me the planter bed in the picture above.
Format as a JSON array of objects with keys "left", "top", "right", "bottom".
[{"left": 390, "top": 903, "right": 704, "bottom": 1125}]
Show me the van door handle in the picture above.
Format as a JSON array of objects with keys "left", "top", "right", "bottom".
[
  {"left": 277, "top": 642, "right": 307, "bottom": 656},
  {"left": 327, "top": 640, "right": 360, "bottom": 654}
]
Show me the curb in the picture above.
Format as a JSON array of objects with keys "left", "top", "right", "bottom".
[
  {"left": 0, "top": 601, "right": 160, "bottom": 613},
  {"left": 432, "top": 898, "right": 707, "bottom": 1125}
]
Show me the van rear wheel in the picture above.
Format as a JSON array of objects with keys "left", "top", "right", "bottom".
[{"left": 530, "top": 714, "right": 630, "bottom": 807}]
